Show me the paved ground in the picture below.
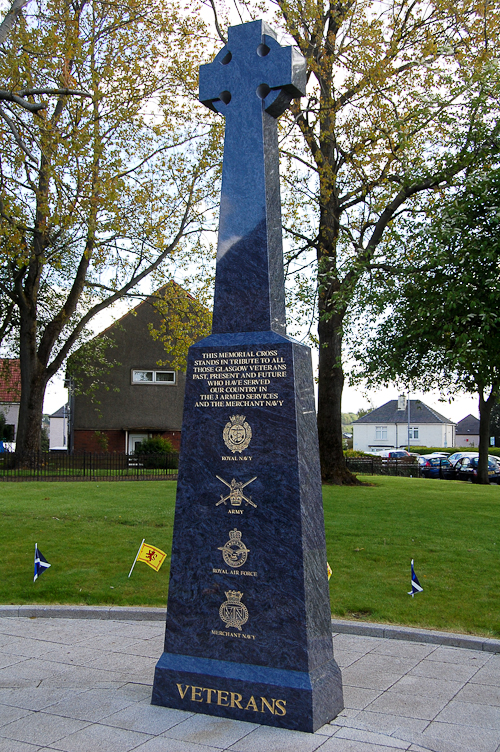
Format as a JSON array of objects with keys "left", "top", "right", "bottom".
[{"left": 0, "top": 616, "right": 499, "bottom": 752}]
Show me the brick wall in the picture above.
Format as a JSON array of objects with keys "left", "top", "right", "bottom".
[
  {"left": 73, "top": 430, "right": 125, "bottom": 453},
  {"left": 159, "top": 431, "right": 181, "bottom": 451},
  {"left": 73, "top": 429, "right": 181, "bottom": 453}
]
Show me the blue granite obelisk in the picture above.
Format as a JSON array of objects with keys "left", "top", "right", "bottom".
[{"left": 152, "top": 20, "right": 344, "bottom": 732}]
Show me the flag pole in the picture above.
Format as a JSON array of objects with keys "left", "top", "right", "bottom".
[{"left": 128, "top": 539, "right": 145, "bottom": 578}]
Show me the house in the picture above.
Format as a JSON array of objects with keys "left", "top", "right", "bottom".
[
  {"left": 0, "top": 358, "right": 21, "bottom": 445},
  {"left": 69, "top": 291, "right": 193, "bottom": 453},
  {"left": 352, "top": 395, "right": 455, "bottom": 452},
  {"left": 455, "top": 414, "right": 480, "bottom": 448},
  {"left": 49, "top": 404, "right": 69, "bottom": 450}
]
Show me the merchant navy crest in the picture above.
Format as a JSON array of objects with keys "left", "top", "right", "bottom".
[
  {"left": 223, "top": 415, "right": 252, "bottom": 453},
  {"left": 216, "top": 475, "right": 257, "bottom": 508},
  {"left": 219, "top": 590, "right": 249, "bottom": 631},
  {"left": 218, "top": 528, "right": 249, "bottom": 568}
]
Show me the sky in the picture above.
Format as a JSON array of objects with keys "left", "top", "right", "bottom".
[
  {"left": 43, "top": 304, "right": 479, "bottom": 424},
  {"left": 40, "top": 8, "right": 479, "bottom": 427}
]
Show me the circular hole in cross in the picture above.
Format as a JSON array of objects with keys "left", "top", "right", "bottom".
[
  {"left": 221, "top": 51, "right": 232, "bottom": 65},
  {"left": 219, "top": 90, "right": 231, "bottom": 104},
  {"left": 256, "top": 83, "right": 270, "bottom": 99},
  {"left": 257, "top": 44, "right": 270, "bottom": 57}
]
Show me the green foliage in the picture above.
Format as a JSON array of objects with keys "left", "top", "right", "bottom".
[
  {"left": 68, "top": 334, "right": 120, "bottom": 406},
  {"left": 40, "top": 427, "right": 49, "bottom": 452},
  {"left": 491, "top": 404, "right": 500, "bottom": 448},
  {"left": 134, "top": 436, "right": 175, "bottom": 455},
  {"left": 148, "top": 281, "right": 212, "bottom": 373},
  {"left": 93, "top": 431, "right": 109, "bottom": 453},
  {"left": 134, "top": 436, "right": 177, "bottom": 468},
  {"left": 0, "top": 412, "right": 14, "bottom": 441},
  {"left": 355, "top": 167, "right": 500, "bottom": 400},
  {"left": 0, "top": 0, "right": 222, "bottom": 455},
  {"left": 341, "top": 412, "right": 358, "bottom": 427}
]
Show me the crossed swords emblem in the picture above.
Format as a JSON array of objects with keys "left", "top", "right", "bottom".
[{"left": 216, "top": 476, "right": 257, "bottom": 508}]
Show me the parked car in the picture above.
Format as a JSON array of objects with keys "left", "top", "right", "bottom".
[
  {"left": 447, "top": 451, "right": 478, "bottom": 466},
  {"left": 453, "top": 455, "right": 500, "bottom": 483},
  {"left": 379, "top": 450, "right": 413, "bottom": 460},
  {"left": 448, "top": 451, "right": 500, "bottom": 468},
  {"left": 418, "top": 455, "right": 455, "bottom": 479}
]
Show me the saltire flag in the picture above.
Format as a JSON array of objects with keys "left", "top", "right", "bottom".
[
  {"left": 408, "top": 559, "right": 423, "bottom": 597},
  {"left": 34, "top": 544, "right": 51, "bottom": 582},
  {"left": 128, "top": 539, "right": 167, "bottom": 577}
]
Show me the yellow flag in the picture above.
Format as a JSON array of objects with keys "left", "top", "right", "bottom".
[
  {"left": 137, "top": 542, "right": 167, "bottom": 572},
  {"left": 327, "top": 562, "right": 332, "bottom": 581}
]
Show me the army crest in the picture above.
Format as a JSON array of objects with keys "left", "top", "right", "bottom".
[
  {"left": 218, "top": 528, "right": 249, "bottom": 568},
  {"left": 223, "top": 415, "right": 252, "bottom": 453},
  {"left": 216, "top": 475, "right": 257, "bottom": 508},
  {"left": 219, "top": 590, "right": 249, "bottom": 631}
]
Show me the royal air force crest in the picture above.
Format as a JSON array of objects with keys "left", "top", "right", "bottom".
[
  {"left": 223, "top": 415, "right": 252, "bottom": 453},
  {"left": 219, "top": 590, "right": 249, "bottom": 631},
  {"left": 218, "top": 528, "right": 249, "bottom": 568}
]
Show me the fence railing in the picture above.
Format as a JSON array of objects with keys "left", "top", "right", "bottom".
[
  {"left": 0, "top": 451, "right": 179, "bottom": 482},
  {"left": 345, "top": 457, "right": 422, "bottom": 477},
  {"left": 0, "top": 452, "right": 430, "bottom": 481}
]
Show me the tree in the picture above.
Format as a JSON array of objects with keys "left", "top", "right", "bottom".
[
  {"left": 353, "top": 166, "right": 500, "bottom": 484},
  {"left": 207, "top": 0, "right": 500, "bottom": 482},
  {"left": 0, "top": 0, "right": 221, "bottom": 458},
  {"left": 148, "top": 280, "right": 212, "bottom": 372},
  {"left": 491, "top": 403, "right": 500, "bottom": 449}
]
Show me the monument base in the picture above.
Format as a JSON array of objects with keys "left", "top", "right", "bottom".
[{"left": 152, "top": 651, "right": 343, "bottom": 732}]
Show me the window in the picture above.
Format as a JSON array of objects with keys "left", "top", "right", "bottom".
[
  {"left": 375, "top": 426, "right": 387, "bottom": 440},
  {"left": 132, "top": 369, "right": 175, "bottom": 385},
  {"left": 408, "top": 426, "right": 419, "bottom": 439}
]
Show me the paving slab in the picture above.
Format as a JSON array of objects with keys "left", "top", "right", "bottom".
[
  {"left": 47, "top": 721, "right": 152, "bottom": 751},
  {"left": 0, "top": 615, "right": 499, "bottom": 752},
  {"left": 0, "top": 711, "right": 89, "bottom": 746},
  {"left": 163, "top": 713, "right": 258, "bottom": 748},
  {"left": 0, "top": 739, "right": 42, "bottom": 752}
]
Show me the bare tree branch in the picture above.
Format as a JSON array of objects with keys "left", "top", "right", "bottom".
[
  {"left": 0, "top": 0, "right": 30, "bottom": 46},
  {"left": 0, "top": 106, "right": 37, "bottom": 162}
]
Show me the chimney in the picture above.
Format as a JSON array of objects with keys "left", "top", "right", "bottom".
[{"left": 398, "top": 394, "right": 407, "bottom": 411}]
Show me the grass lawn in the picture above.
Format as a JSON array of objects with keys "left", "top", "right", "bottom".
[{"left": 0, "top": 476, "right": 499, "bottom": 636}]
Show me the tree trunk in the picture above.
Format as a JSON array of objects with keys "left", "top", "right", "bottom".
[
  {"left": 317, "top": 307, "right": 360, "bottom": 485},
  {"left": 477, "top": 388, "right": 496, "bottom": 484},
  {"left": 15, "top": 308, "right": 47, "bottom": 460}
]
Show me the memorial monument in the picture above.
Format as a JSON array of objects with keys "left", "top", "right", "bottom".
[{"left": 152, "top": 19, "right": 344, "bottom": 732}]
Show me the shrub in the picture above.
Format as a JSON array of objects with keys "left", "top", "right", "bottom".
[
  {"left": 135, "top": 436, "right": 175, "bottom": 454},
  {"left": 134, "top": 436, "right": 177, "bottom": 469}
]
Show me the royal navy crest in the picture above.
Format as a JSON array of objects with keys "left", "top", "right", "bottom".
[
  {"left": 219, "top": 590, "right": 249, "bottom": 631},
  {"left": 218, "top": 529, "right": 249, "bottom": 568},
  {"left": 223, "top": 415, "right": 252, "bottom": 453}
]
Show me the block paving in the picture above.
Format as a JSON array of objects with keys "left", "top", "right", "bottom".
[{"left": 0, "top": 616, "right": 498, "bottom": 752}]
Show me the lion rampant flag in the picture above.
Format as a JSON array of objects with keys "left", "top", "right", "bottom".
[{"left": 128, "top": 539, "right": 167, "bottom": 577}]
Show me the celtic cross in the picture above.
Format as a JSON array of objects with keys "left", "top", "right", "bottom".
[{"left": 199, "top": 21, "right": 306, "bottom": 334}]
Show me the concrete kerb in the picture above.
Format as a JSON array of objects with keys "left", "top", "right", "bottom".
[{"left": 0, "top": 604, "right": 498, "bottom": 653}]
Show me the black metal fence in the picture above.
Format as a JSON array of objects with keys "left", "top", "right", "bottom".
[
  {"left": 0, "top": 451, "right": 436, "bottom": 481},
  {"left": 345, "top": 456, "right": 422, "bottom": 477},
  {"left": 0, "top": 452, "right": 179, "bottom": 482}
]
